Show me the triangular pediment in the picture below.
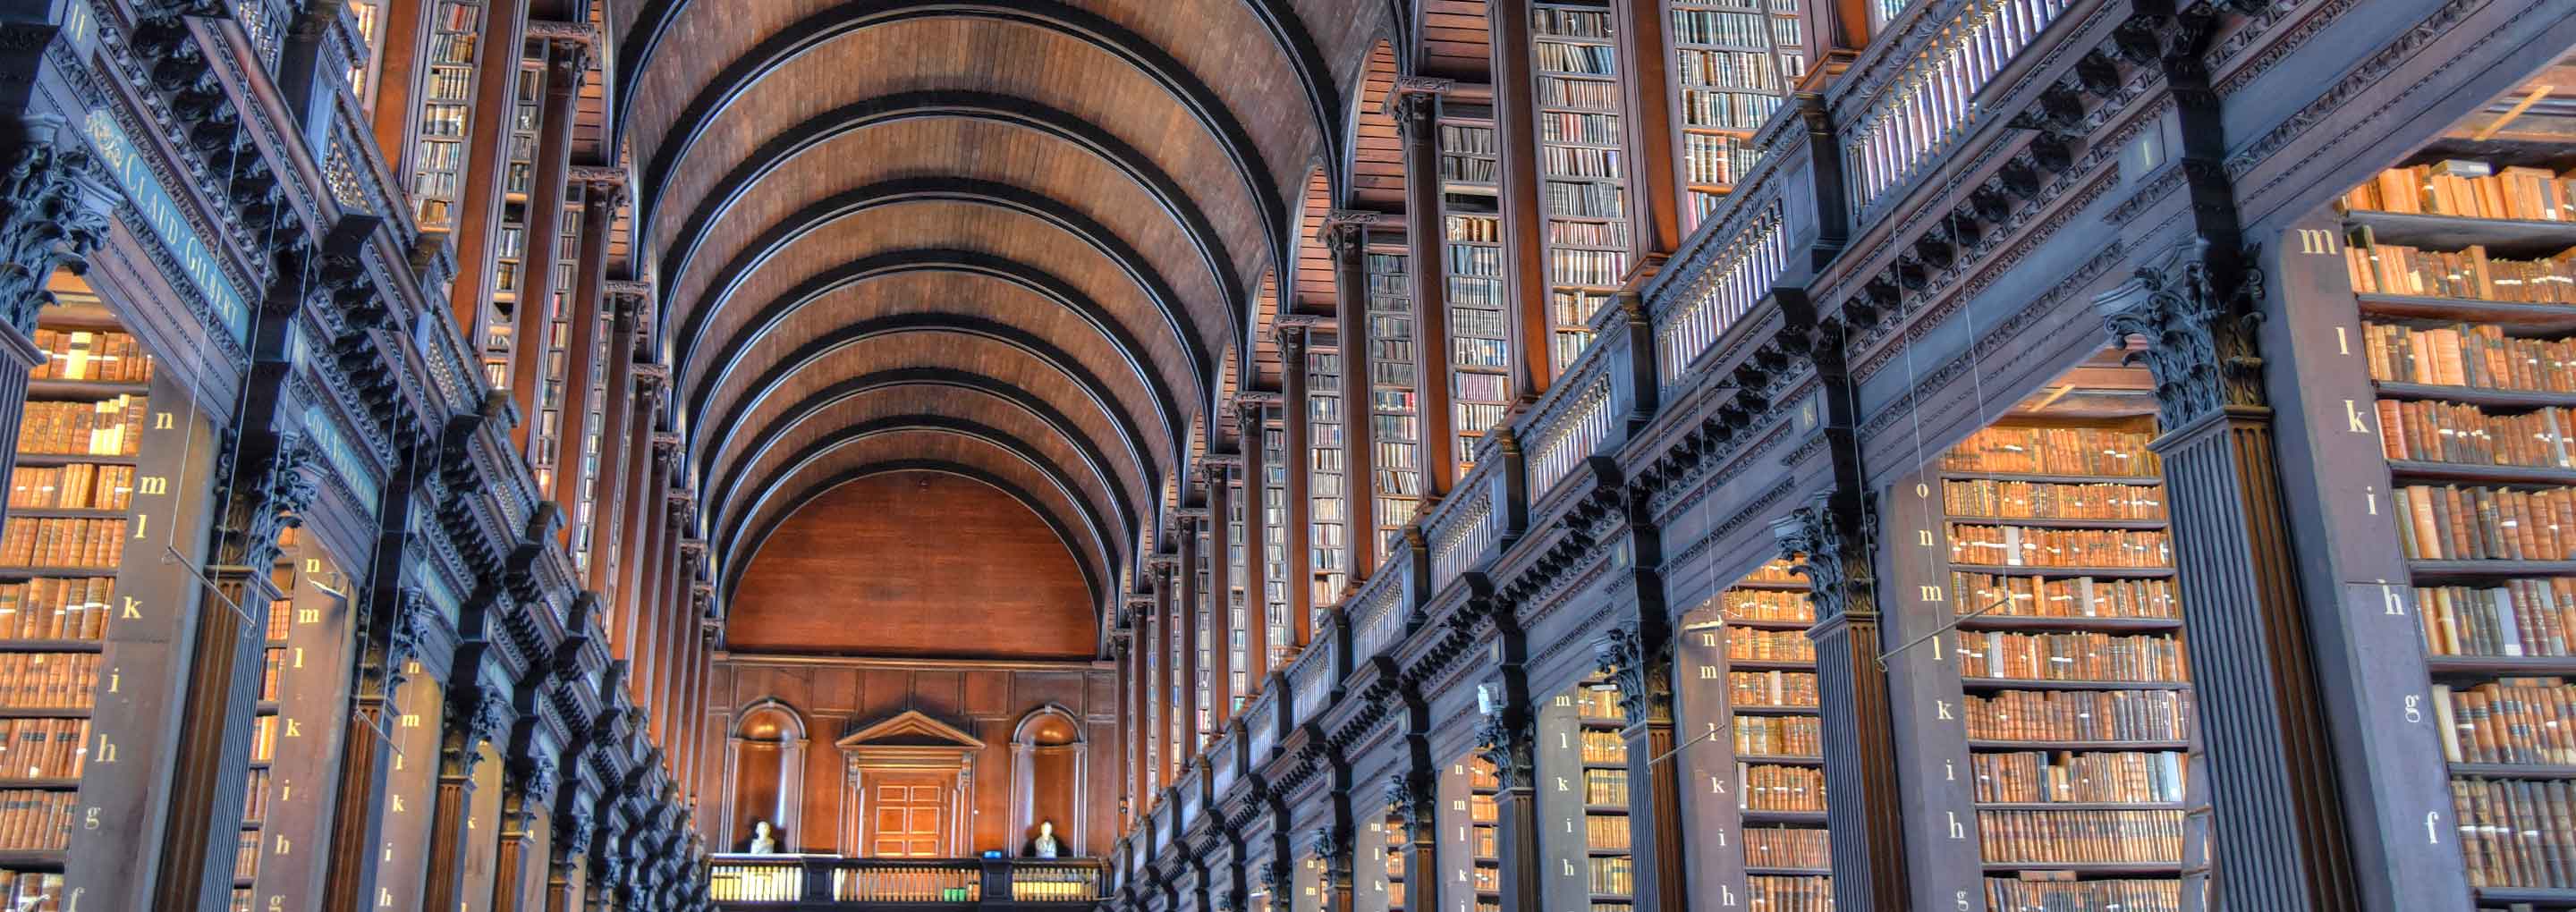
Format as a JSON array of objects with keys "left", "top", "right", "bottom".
[{"left": 835, "top": 710, "right": 986, "bottom": 750}]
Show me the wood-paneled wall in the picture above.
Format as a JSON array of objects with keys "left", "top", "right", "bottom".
[{"left": 702, "top": 654, "right": 1121, "bottom": 858}]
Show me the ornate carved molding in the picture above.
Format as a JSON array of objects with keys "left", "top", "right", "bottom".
[
  {"left": 0, "top": 114, "right": 119, "bottom": 333},
  {"left": 2093, "top": 235, "right": 2267, "bottom": 427},
  {"left": 1771, "top": 492, "right": 1877, "bottom": 623},
  {"left": 1473, "top": 705, "right": 1534, "bottom": 790},
  {"left": 1592, "top": 623, "right": 1672, "bottom": 727}
]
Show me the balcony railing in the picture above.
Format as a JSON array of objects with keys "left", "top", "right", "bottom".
[
  {"left": 1346, "top": 569, "right": 1409, "bottom": 664},
  {"left": 1837, "top": 0, "right": 2080, "bottom": 219},
  {"left": 1426, "top": 461, "right": 1499, "bottom": 593},
  {"left": 711, "top": 856, "right": 1107, "bottom": 906},
  {"left": 1654, "top": 201, "right": 1788, "bottom": 385}
]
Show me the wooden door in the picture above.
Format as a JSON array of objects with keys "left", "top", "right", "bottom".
[{"left": 868, "top": 772, "right": 950, "bottom": 857}]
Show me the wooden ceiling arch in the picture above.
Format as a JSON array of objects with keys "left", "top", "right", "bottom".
[
  {"left": 667, "top": 178, "right": 1213, "bottom": 430},
  {"left": 706, "top": 367, "right": 1146, "bottom": 560},
  {"left": 618, "top": 0, "right": 1329, "bottom": 256},
  {"left": 720, "top": 460, "right": 1111, "bottom": 616},
  {"left": 603, "top": 1, "right": 1410, "bottom": 644},
  {"left": 628, "top": 2, "right": 1295, "bottom": 283},
  {"left": 718, "top": 418, "right": 1123, "bottom": 604},
  {"left": 697, "top": 313, "right": 1160, "bottom": 533},
  {"left": 682, "top": 249, "right": 1177, "bottom": 481},
  {"left": 655, "top": 91, "right": 1250, "bottom": 359}
]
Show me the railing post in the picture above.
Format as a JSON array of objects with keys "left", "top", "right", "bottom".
[{"left": 982, "top": 857, "right": 1013, "bottom": 901}]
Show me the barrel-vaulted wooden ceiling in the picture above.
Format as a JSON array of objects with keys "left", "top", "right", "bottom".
[{"left": 611, "top": 1, "right": 1427, "bottom": 638}]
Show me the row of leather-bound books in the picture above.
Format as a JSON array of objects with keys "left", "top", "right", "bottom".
[
  {"left": 2365, "top": 322, "right": 2576, "bottom": 393},
  {"left": 0, "top": 790, "right": 73, "bottom": 850},
  {"left": 1717, "top": 588, "right": 1812, "bottom": 622},
  {"left": 15, "top": 397, "right": 144, "bottom": 457},
  {"left": 1724, "top": 627, "right": 1815, "bottom": 662},
  {"left": 0, "top": 718, "right": 87, "bottom": 779},
  {"left": 1740, "top": 763, "right": 1825, "bottom": 812},
  {"left": 0, "top": 654, "right": 93, "bottom": 709},
  {"left": 2342, "top": 160, "right": 2576, "bottom": 222},
  {"left": 1970, "top": 750, "right": 2188, "bottom": 804},
  {"left": 1728, "top": 670, "right": 1818, "bottom": 709},
  {"left": 1976, "top": 808, "right": 2183, "bottom": 865},
  {"left": 2433, "top": 678, "right": 2576, "bottom": 764},
  {"left": 0, "top": 516, "right": 125, "bottom": 570},
  {"left": 0, "top": 577, "right": 113, "bottom": 641},
  {"left": 1943, "top": 478, "right": 2167, "bottom": 520},
  {"left": 1941, "top": 426, "right": 2160, "bottom": 477},
  {"left": 1745, "top": 876, "right": 1831, "bottom": 912},
  {"left": 2393, "top": 484, "right": 2576, "bottom": 562},
  {"left": 28, "top": 329, "right": 150, "bottom": 384},
  {"left": 2347, "top": 239, "right": 2576, "bottom": 302},
  {"left": 1952, "top": 572, "right": 2180, "bottom": 619},
  {"left": 2455, "top": 776, "right": 2576, "bottom": 888},
  {"left": 2377, "top": 400, "right": 2576, "bottom": 469},
  {"left": 1962, "top": 688, "right": 2192, "bottom": 743},
  {"left": 1945, "top": 525, "right": 2172, "bottom": 570},
  {"left": 1743, "top": 825, "right": 1828, "bottom": 868},
  {"left": 1985, "top": 877, "right": 2181, "bottom": 912},
  {"left": 1733, "top": 715, "right": 1819, "bottom": 757},
  {"left": 2418, "top": 580, "right": 2576, "bottom": 657},
  {"left": 1957, "top": 631, "right": 2188, "bottom": 684},
  {"left": 5, "top": 462, "right": 134, "bottom": 511}
]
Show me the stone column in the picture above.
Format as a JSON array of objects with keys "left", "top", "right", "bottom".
[
  {"left": 1772, "top": 494, "right": 1907, "bottom": 912},
  {"left": 422, "top": 686, "right": 514, "bottom": 912},
  {"left": 508, "top": 38, "right": 589, "bottom": 462},
  {"left": 1325, "top": 215, "right": 1378, "bottom": 579},
  {"left": 1485, "top": 0, "right": 1555, "bottom": 398},
  {"left": 1389, "top": 82, "right": 1458, "bottom": 499},
  {"left": 1595, "top": 622, "right": 1687, "bottom": 912},
  {"left": 2095, "top": 238, "right": 2360, "bottom": 910},
  {"left": 1277, "top": 327, "right": 1315, "bottom": 647}
]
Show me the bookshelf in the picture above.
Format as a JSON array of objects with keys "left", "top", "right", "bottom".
[
  {"left": 1440, "top": 755, "right": 1501, "bottom": 912},
  {"left": 1378, "top": 809, "right": 1406, "bottom": 912},
  {"left": 0, "top": 297, "right": 171, "bottom": 891},
  {"left": 232, "top": 553, "right": 293, "bottom": 906},
  {"left": 1195, "top": 520, "right": 1214, "bottom": 744},
  {"left": 2333, "top": 150, "right": 2576, "bottom": 909},
  {"left": 1439, "top": 111, "right": 1510, "bottom": 474},
  {"left": 1533, "top": 682, "right": 1635, "bottom": 912},
  {"left": 1885, "top": 382, "right": 2207, "bottom": 910},
  {"left": 1228, "top": 470, "right": 1249, "bottom": 705},
  {"left": 1307, "top": 336, "right": 1350, "bottom": 609},
  {"left": 1530, "top": 1, "right": 1632, "bottom": 374},
  {"left": 1665, "top": 0, "right": 1796, "bottom": 230},
  {"left": 1263, "top": 416, "right": 1293, "bottom": 667},
  {"left": 533, "top": 201, "right": 581, "bottom": 494},
  {"left": 409, "top": 0, "right": 485, "bottom": 229},
  {"left": 1681, "top": 560, "right": 1834, "bottom": 910},
  {"left": 1365, "top": 248, "right": 1423, "bottom": 546}
]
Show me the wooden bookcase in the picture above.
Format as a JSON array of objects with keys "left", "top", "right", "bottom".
[
  {"left": 1679, "top": 560, "right": 1835, "bottom": 911},
  {"left": 1438, "top": 112, "right": 1508, "bottom": 476},
  {"left": 1528, "top": 1, "right": 1631, "bottom": 374},
  {"left": 408, "top": 0, "right": 485, "bottom": 229},
  {"left": 1262, "top": 417, "right": 1292, "bottom": 667},
  {"left": 2322, "top": 147, "right": 2576, "bottom": 909},
  {"left": 1665, "top": 0, "right": 1795, "bottom": 231},
  {"left": 0, "top": 300, "right": 148, "bottom": 903},
  {"left": 1365, "top": 246, "right": 1423, "bottom": 547},
  {"left": 1881, "top": 377, "right": 2210, "bottom": 912},
  {"left": 230, "top": 556, "right": 294, "bottom": 907},
  {"left": 1306, "top": 336, "right": 1350, "bottom": 609},
  {"left": 1378, "top": 808, "right": 1407, "bottom": 912}
]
